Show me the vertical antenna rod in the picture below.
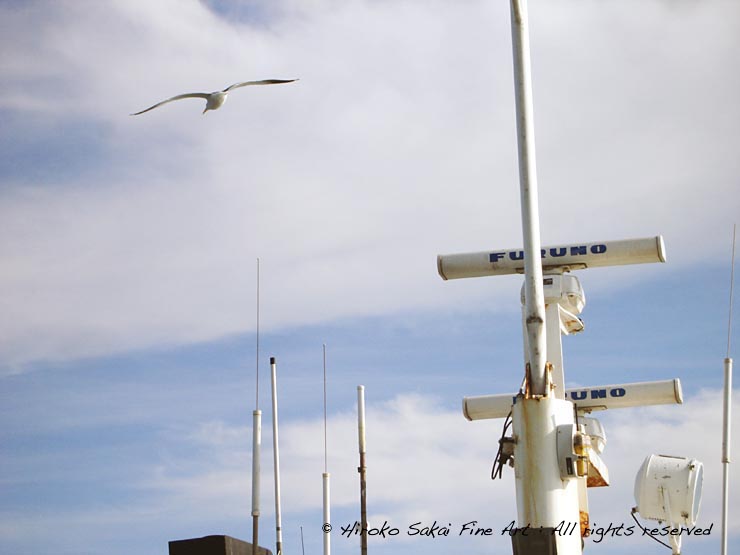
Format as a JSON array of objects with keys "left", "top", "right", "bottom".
[
  {"left": 252, "top": 258, "right": 261, "bottom": 555},
  {"left": 721, "top": 224, "right": 736, "bottom": 555},
  {"left": 507, "top": 3, "right": 582, "bottom": 553},
  {"left": 270, "top": 357, "right": 283, "bottom": 555},
  {"left": 357, "top": 385, "right": 368, "bottom": 555},
  {"left": 322, "top": 345, "right": 331, "bottom": 555},
  {"left": 510, "top": 0, "right": 547, "bottom": 395},
  {"left": 252, "top": 408, "right": 262, "bottom": 555},
  {"left": 323, "top": 345, "right": 328, "bottom": 474},
  {"left": 256, "top": 258, "right": 260, "bottom": 407},
  {"left": 300, "top": 526, "right": 305, "bottom": 555},
  {"left": 728, "top": 225, "right": 737, "bottom": 358}
]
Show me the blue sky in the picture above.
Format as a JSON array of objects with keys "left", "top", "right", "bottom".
[{"left": 1, "top": 1, "right": 739, "bottom": 554}]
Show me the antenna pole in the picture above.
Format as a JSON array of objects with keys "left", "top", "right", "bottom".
[
  {"left": 508, "top": 2, "right": 581, "bottom": 553},
  {"left": 252, "top": 258, "right": 261, "bottom": 555},
  {"left": 300, "top": 526, "right": 305, "bottom": 555},
  {"left": 252, "top": 408, "right": 262, "bottom": 555},
  {"left": 256, "top": 258, "right": 260, "bottom": 407},
  {"left": 322, "top": 345, "right": 331, "bottom": 555},
  {"left": 510, "top": 0, "right": 547, "bottom": 395},
  {"left": 357, "top": 385, "right": 368, "bottom": 555},
  {"left": 270, "top": 357, "right": 283, "bottom": 555},
  {"left": 721, "top": 224, "right": 736, "bottom": 555},
  {"left": 323, "top": 345, "right": 328, "bottom": 474},
  {"left": 727, "top": 224, "right": 736, "bottom": 359},
  {"left": 721, "top": 357, "right": 732, "bottom": 555}
]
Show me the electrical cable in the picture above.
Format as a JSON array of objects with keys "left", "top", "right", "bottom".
[{"left": 491, "top": 410, "right": 513, "bottom": 480}]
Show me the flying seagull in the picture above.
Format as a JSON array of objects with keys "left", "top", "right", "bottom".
[{"left": 131, "top": 79, "right": 298, "bottom": 115}]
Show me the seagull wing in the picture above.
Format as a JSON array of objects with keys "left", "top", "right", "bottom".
[
  {"left": 222, "top": 79, "right": 298, "bottom": 92},
  {"left": 130, "top": 92, "right": 211, "bottom": 115}
]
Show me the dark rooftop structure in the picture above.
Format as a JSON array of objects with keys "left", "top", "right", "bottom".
[{"left": 169, "top": 535, "right": 273, "bottom": 555}]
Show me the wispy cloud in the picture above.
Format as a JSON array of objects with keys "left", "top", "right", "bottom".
[
  {"left": 0, "top": 1, "right": 737, "bottom": 371},
  {"left": 3, "top": 389, "right": 733, "bottom": 554}
]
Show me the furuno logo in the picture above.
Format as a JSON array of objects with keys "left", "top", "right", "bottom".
[
  {"left": 510, "top": 387, "right": 628, "bottom": 405},
  {"left": 566, "top": 388, "right": 627, "bottom": 401},
  {"left": 489, "top": 244, "right": 608, "bottom": 263}
]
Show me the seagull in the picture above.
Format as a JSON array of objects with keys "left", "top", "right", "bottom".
[{"left": 131, "top": 79, "right": 298, "bottom": 115}]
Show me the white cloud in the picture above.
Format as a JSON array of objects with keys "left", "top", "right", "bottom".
[
  {"left": 123, "top": 389, "right": 738, "bottom": 554},
  {"left": 0, "top": 0, "right": 738, "bottom": 367},
  {"left": 1, "top": 387, "right": 736, "bottom": 553}
]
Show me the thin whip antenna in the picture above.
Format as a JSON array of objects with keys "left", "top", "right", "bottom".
[
  {"left": 323, "top": 344, "right": 328, "bottom": 473},
  {"left": 727, "top": 224, "right": 736, "bottom": 358},
  {"left": 251, "top": 258, "right": 262, "bottom": 555},
  {"left": 301, "top": 526, "right": 305, "bottom": 555},
  {"left": 322, "top": 344, "right": 331, "bottom": 555},
  {"left": 721, "top": 224, "right": 736, "bottom": 555},
  {"left": 256, "top": 257, "right": 260, "bottom": 408}
]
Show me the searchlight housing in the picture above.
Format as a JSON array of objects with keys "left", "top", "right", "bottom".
[{"left": 634, "top": 454, "right": 704, "bottom": 527}]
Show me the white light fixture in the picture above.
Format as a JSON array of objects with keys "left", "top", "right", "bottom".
[
  {"left": 633, "top": 454, "right": 704, "bottom": 554},
  {"left": 634, "top": 454, "right": 703, "bottom": 526},
  {"left": 581, "top": 417, "right": 606, "bottom": 455}
]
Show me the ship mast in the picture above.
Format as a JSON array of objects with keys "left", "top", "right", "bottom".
[
  {"left": 437, "top": 2, "right": 683, "bottom": 554},
  {"left": 507, "top": 2, "right": 582, "bottom": 551}
]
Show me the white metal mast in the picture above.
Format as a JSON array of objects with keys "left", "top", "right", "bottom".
[
  {"left": 510, "top": 0, "right": 547, "bottom": 397},
  {"left": 270, "top": 356, "right": 284, "bottom": 555},
  {"left": 438, "top": 4, "right": 691, "bottom": 554},
  {"left": 721, "top": 224, "right": 736, "bottom": 555},
  {"left": 252, "top": 258, "right": 262, "bottom": 555},
  {"left": 508, "top": 1, "right": 582, "bottom": 552},
  {"left": 357, "top": 385, "right": 368, "bottom": 555},
  {"left": 322, "top": 345, "right": 331, "bottom": 555}
]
